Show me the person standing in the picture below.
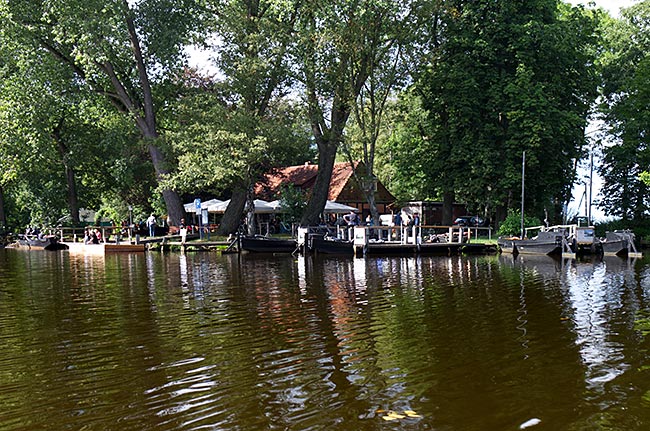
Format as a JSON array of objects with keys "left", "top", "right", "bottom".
[
  {"left": 393, "top": 211, "right": 402, "bottom": 239},
  {"left": 343, "top": 210, "right": 359, "bottom": 226},
  {"left": 179, "top": 218, "right": 187, "bottom": 245},
  {"left": 146, "top": 213, "right": 157, "bottom": 237}
]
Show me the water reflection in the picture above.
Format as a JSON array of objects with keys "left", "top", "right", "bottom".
[{"left": 2, "top": 250, "right": 650, "bottom": 430}]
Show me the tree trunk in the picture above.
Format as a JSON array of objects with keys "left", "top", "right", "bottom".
[
  {"left": 495, "top": 204, "right": 508, "bottom": 229},
  {"left": 301, "top": 142, "right": 337, "bottom": 226},
  {"left": 368, "top": 191, "right": 379, "bottom": 226},
  {"left": 52, "top": 123, "right": 80, "bottom": 225},
  {"left": 145, "top": 140, "right": 185, "bottom": 226},
  {"left": 442, "top": 190, "right": 455, "bottom": 225},
  {"left": 0, "top": 184, "right": 6, "bottom": 230},
  {"left": 123, "top": 4, "right": 185, "bottom": 226},
  {"left": 217, "top": 188, "right": 247, "bottom": 235}
]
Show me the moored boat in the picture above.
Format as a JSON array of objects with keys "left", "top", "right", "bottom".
[
  {"left": 240, "top": 235, "right": 297, "bottom": 253},
  {"left": 309, "top": 235, "right": 354, "bottom": 255},
  {"left": 498, "top": 230, "right": 564, "bottom": 256},
  {"left": 599, "top": 230, "right": 641, "bottom": 257},
  {"left": 7, "top": 235, "right": 69, "bottom": 251},
  {"left": 514, "top": 230, "right": 564, "bottom": 255}
]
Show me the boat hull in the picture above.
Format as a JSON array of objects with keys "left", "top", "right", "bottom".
[
  {"left": 599, "top": 231, "right": 636, "bottom": 257},
  {"left": 8, "top": 236, "right": 69, "bottom": 251},
  {"left": 498, "top": 231, "right": 564, "bottom": 256},
  {"left": 240, "top": 236, "right": 297, "bottom": 253},
  {"left": 309, "top": 236, "right": 353, "bottom": 255},
  {"left": 514, "top": 240, "right": 562, "bottom": 256}
]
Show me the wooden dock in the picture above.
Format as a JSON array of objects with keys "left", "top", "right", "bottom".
[
  {"left": 298, "top": 225, "right": 496, "bottom": 257},
  {"left": 360, "top": 241, "right": 495, "bottom": 256},
  {"left": 64, "top": 242, "right": 146, "bottom": 254},
  {"left": 350, "top": 225, "right": 495, "bottom": 257}
]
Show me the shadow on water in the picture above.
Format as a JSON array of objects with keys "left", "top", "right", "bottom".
[{"left": 1, "top": 249, "right": 650, "bottom": 430}]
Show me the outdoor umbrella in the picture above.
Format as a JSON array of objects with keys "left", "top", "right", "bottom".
[
  {"left": 206, "top": 199, "right": 277, "bottom": 214},
  {"left": 184, "top": 198, "right": 223, "bottom": 213},
  {"left": 323, "top": 201, "right": 358, "bottom": 214}
]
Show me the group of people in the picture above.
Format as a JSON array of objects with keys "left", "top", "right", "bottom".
[
  {"left": 83, "top": 228, "right": 103, "bottom": 244},
  {"left": 341, "top": 210, "right": 420, "bottom": 227},
  {"left": 24, "top": 226, "right": 45, "bottom": 239}
]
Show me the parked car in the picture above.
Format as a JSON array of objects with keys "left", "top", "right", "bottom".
[{"left": 453, "top": 215, "right": 487, "bottom": 227}]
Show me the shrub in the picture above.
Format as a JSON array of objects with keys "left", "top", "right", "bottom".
[{"left": 497, "top": 209, "right": 543, "bottom": 237}]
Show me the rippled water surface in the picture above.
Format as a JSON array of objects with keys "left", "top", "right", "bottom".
[{"left": 2, "top": 249, "right": 650, "bottom": 430}]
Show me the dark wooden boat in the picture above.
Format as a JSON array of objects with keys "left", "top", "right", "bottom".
[
  {"left": 9, "top": 235, "right": 69, "bottom": 251},
  {"left": 240, "top": 235, "right": 297, "bottom": 253},
  {"left": 309, "top": 235, "right": 353, "bottom": 255}
]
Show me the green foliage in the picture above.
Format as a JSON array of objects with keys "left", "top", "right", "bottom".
[
  {"left": 1, "top": 0, "right": 208, "bottom": 224},
  {"left": 162, "top": 90, "right": 312, "bottom": 195},
  {"left": 642, "top": 171, "right": 650, "bottom": 186},
  {"left": 412, "top": 0, "right": 600, "bottom": 223},
  {"left": 496, "top": 209, "right": 543, "bottom": 237},
  {"left": 0, "top": 31, "right": 149, "bottom": 229},
  {"left": 0, "top": 0, "right": 646, "bottom": 231},
  {"left": 598, "top": 2, "right": 650, "bottom": 221},
  {"left": 381, "top": 91, "right": 439, "bottom": 201},
  {"left": 278, "top": 185, "right": 307, "bottom": 224}
]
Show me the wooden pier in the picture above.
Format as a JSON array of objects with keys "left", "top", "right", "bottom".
[{"left": 301, "top": 225, "right": 496, "bottom": 257}]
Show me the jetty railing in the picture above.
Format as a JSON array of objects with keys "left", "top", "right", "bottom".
[
  {"left": 329, "top": 224, "right": 492, "bottom": 245},
  {"left": 58, "top": 226, "right": 135, "bottom": 244}
]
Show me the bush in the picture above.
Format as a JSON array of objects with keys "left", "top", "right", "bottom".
[{"left": 497, "top": 209, "right": 542, "bottom": 237}]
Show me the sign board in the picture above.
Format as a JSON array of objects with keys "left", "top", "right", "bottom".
[
  {"left": 297, "top": 227, "right": 308, "bottom": 247},
  {"left": 202, "top": 209, "right": 208, "bottom": 225},
  {"left": 194, "top": 198, "right": 201, "bottom": 209}
]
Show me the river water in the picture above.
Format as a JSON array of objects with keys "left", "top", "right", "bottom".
[{"left": 1, "top": 249, "right": 650, "bottom": 430}]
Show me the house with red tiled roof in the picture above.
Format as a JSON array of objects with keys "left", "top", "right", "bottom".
[{"left": 254, "top": 161, "right": 396, "bottom": 215}]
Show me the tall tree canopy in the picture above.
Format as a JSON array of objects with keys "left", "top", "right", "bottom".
[
  {"left": 1, "top": 0, "right": 645, "bottom": 232},
  {"left": 405, "top": 0, "right": 599, "bottom": 224},
  {"left": 341, "top": 0, "right": 437, "bottom": 225},
  {"left": 162, "top": 0, "right": 312, "bottom": 234},
  {"left": 1, "top": 0, "right": 205, "bottom": 225},
  {"left": 598, "top": 1, "right": 650, "bottom": 220},
  {"left": 0, "top": 28, "right": 141, "bottom": 227},
  {"left": 294, "top": 0, "right": 423, "bottom": 226}
]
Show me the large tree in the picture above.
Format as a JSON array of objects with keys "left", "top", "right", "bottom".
[
  {"left": 163, "top": 78, "right": 312, "bottom": 228},
  {"left": 598, "top": 1, "right": 650, "bottom": 220},
  {"left": 412, "top": 0, "right": 599, "bottom": 224},
  {"left": 0, "top": 24, "right": 149, "bottom": 228},
  {"left": 1, "top": 0, "right": 204, "bottom": 225},
  {"left": 161, "top": 0, "right": 311, "bottom": 234},
  {"left": 294, "top": 0, "right": 421, "bottom": 226},
  {"left": 341, "top": 0, "right": 437, "bottom": 225},
  {"left": 204, "top": 0, "right": 304, "bottom": 234}
]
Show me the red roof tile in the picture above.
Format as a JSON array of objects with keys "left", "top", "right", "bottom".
[{"left": 254, "top": 161, "right": 395, "bottom": 204}]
